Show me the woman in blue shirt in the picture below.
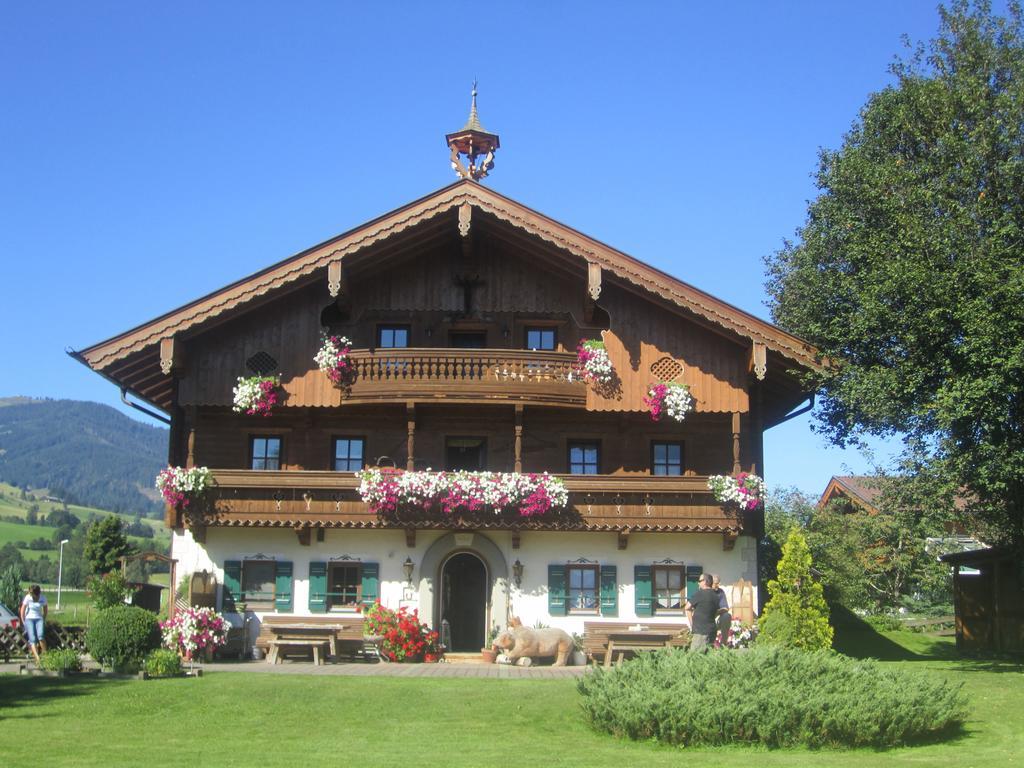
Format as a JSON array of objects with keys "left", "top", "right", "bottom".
[{"left": 20, "top": 584, "right": 48, "bottom": 664}]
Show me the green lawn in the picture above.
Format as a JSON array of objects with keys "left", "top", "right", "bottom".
[{"left": 0, "top": 630, "right": 1021, "bottom": 768}]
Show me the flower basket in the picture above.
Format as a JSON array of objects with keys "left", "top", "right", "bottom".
[
  {"left": 314, "top": 335, "right": 355, "bottom": 386},
  {"left": 575, "top": 340, "right": 613, "bottom": 385},
  {"left": 357, "top": 469, "right": 568, "bottom": 520},
  {"left": 707, "top": 472, "right": 765, "bottom": 512},
  {"left": 643, "top": 382, "right": 694, "bottom": 422},
  {"left": 160, "top": 607, "right": 229, "bottom": 660},
  {"left": 232, "top": 375, "right": 280, "bottom": 416},
  {"left": 155, "top": 466, "right": 213, "bottom": 512}
]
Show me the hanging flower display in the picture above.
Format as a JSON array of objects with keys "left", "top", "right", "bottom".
[
  {"left": 232, "top": 375, "right": 280, "bottom": 416},
  {"left": 160, "top": 607, "right": 229, "bottom": 657},
  {"left": 358, "top": 469, "right": 569, "bottom": 519},
  {"left": 314, "top": 335, "right": 354, "bottom": 385},
  {"left": 575, "top": 339, "right": 614, "bottom": 385},
  {"left": 707, "top": 472, "right": 765, "bottom": 512},
  {"left": 643, "top": 382, "right": 694, "bottom": 422},
  {"left": 155, "top": 466, "right": 213, "bottom": 510}
]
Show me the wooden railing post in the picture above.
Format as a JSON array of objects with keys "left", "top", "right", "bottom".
[
  {"left": 406, "top": 402, "right": 416, "bottom": 472},
  {"left": 514, "top": 404, "right": 524, "bottom": 473}
]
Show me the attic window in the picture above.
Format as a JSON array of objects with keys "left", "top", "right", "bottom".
[
  {"left": 246, "top": 352, "right": 278, "bottom": 376},
  {"left": 650, "top": 357, "right": 682, "bottom": 381}
]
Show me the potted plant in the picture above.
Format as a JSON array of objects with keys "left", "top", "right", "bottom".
[
  {"left": 570, "top": 632, "right": 587, "bottom": 666},
  {"left": 481, "top": 624, "right": 500, "bottom": 663}
]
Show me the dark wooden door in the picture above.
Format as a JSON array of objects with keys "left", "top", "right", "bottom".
[
  {"left": 450, "top": 332, "right": 486, "bottom": 348},
  {"left": 446, "top": 437, "right": 486, "bottom": 471},
  {"left": 441, "top": 553, "right": 487, "bottom": 652}
]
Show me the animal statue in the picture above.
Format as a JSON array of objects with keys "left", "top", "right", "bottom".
[{"left": 493, "top": 618, "right": 573, "bottom": 667}]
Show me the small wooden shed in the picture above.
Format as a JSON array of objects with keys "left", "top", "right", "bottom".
[{"left": 940, "top": 547, "right": 1023, "bottom": 654}]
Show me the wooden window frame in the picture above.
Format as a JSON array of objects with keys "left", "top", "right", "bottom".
[
  {"left": 241, "top": 559, "right": 276, "bottom": 608},
  {"left": 567, "top": 563, "right": 600, "bottom": 615},
  {"left": 332, "top": 436, "right": 367, "bottom": 472},
  {"left": 651, "top": 564, "right": 686, "bottom": 614},
  {"left": 524, "top": 326, "right": 557, "bottom": 351},
  {"left": 567, "top": 440, "right": 601, "bottom": 475},
  {"left": 377, "top": 324, "right": 411, "bottom": 349},
  {"left": 326, "top": 562, "right": 363, "bottom": 612},
  {"left": 651, "top": 441, "right": 684, "bottom": 476},
  {"left": 249, "top": 435, "right": 283, "bottom": 471}
]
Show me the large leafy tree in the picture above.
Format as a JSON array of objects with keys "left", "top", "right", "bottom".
[
  {"left": 84, "top": 516, "right": 132, "bottom": 576},
  {"left": 766, "top": 1, "right": 1024, "bottom": 546}
]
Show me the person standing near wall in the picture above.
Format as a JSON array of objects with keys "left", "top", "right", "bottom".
[
  {"left": 20, "top": 584, "right": 48, "bottom": 664},
  {"left": 685, "top": 573, "right": 719, "bottom": 652},
  {"left": 712, "top": 574, "right": 732, "bottom": 647}
]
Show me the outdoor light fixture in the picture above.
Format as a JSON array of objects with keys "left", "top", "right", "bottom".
[
  {"left": 403, "top": 557, "right": 415, "bottom": 584},
  {"left": 57, "top": 538, "right": 70, "bottom": 610},
  {"left": 512, "top": 559, "right": 523, "bottom": 588}
]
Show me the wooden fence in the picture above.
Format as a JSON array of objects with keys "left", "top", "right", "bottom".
[{"left": 1, "top": 624, "right": 89, "bottom": 661}]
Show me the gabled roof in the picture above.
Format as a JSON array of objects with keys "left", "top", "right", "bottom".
[
  {"left": 817, "top": 475, "right": 884, "bottom": 513},
  {"left": 73, "top": 180, "right": 822, "bottom": 407}
]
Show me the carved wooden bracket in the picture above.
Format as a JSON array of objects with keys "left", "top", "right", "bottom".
[
  {"left": 405, "top": 527, "right": 416, "bottom": 548},
  {"left": 584, "top": 262, "right": 602, "bottom": 324},
  {"left": 327, "top": 260, "right": 347, "bottom": 299},
  {"left": 296, "top": 526, "right": 312, "bottom": 547},
  {"left": 511, "top": 530, "right": 521, "bottom": 550},
  {"left": 750, "top": 342, "right": 767, "bottom": 381},
  {"left": 617, "top": 531, "right": 629, "bottom": 550},
  {"left": 191, "top": 523, "right": 207, "bottom": 544},
  {"left": 458, "top": 202, "right": 472, "bottom": 238},
  {"left": 159, "top": 337, "right": 184, "bottom": 376},
  {"left": 722, "top": 531, "right": 739, "bottom": 551}
]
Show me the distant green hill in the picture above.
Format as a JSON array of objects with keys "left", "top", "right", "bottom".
[{"left": 0, "top": 397, "right": 168, "bottom": 517}]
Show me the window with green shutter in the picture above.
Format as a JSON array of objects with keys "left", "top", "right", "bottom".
[
  {"left": 223, "top": 560, "right": 242, "bottom": 612},
  {"left": 634, "top": 564, "right": 653, "bottom": 617},
  {"left": 686, "top": 565, "right": 703, "bottom": 601},
  {"left": 599, "top": 565, "right": 618, "bottom": 617},
  {"left": 360, "top": 562, "right": 379, "bottom": 608},
  {"left": 548, "top": 564, "right": 567, "bottom": 616},
  {"left": 274, "top": 561, "right": 293, "bottom": 612},
  {"left": 308, "top": 562, "right": 328, "bottom": 613}
]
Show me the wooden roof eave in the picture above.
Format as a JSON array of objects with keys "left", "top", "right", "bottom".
[{"left": 73, "top": 180, "right": 823, "bottom": 379}]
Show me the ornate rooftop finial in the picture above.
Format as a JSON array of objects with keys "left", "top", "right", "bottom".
[{"left": 446, "top": 82, "right": 500, "bottom": 182}]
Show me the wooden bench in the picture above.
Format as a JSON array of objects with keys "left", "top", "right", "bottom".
[
  {"left": 267, "top": 637, "right": 330, "bottom": 665},
  {"left": 256, "top": 615, "right": 368, "bottom": 662},
  {"left": 583, "top": 621, "right": 690, "bottom": 666}
]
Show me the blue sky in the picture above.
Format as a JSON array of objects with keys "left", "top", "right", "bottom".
[{"left": 0, "top": 2, "right": 967, "bottom": 496}]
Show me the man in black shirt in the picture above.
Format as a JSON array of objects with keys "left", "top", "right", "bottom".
[{"left": 685, "top": 573, "right": 719, "bottom": 652}]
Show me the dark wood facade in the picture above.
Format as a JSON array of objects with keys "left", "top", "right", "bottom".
[
  {"left": 941, "top": 548, "right": 1024, "bottom": 654},
  {"left": 73, "top": 181, "right": 819, "bottom": 542}
]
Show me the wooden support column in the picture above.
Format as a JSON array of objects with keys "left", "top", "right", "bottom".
[
  {"left": 731, "top": 412, "right": 741, "bottom": 475},
  {"left": 514, "top": 404, "right": 524, "bottom": 473},
  {"left": 186, "top": 405, "right": 198, "bottom": 468},
  {"left": 406, "top": 402, "right": 416, "bottom": 471}
]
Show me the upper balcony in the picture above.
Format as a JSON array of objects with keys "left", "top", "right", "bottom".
[{"left": 341, "top": 348, "right": 585, "bottom": 407}]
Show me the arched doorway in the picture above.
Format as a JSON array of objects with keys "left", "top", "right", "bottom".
[{"left": 440, "top": 552, "right": 487, "bottom": 652}]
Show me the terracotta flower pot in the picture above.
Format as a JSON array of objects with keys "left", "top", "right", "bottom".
[{"left": 480, "top": 647, "right": 497, "bottom": 663}]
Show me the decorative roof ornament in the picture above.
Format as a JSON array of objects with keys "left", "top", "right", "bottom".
[{"left": 445, "top": 82, "right": 500, "bottom": 181}]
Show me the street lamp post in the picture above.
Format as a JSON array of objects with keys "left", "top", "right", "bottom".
[{"left": 57, "top": 539, "right": 69, "bottom": 610}]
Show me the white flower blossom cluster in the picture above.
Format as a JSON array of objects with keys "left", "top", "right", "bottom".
[
  {"left": 578, "top": 343, "right": 613, "bottom": 385},
  {"left": 314, "top": 335, "right": 353, "bottom": 383},
  {"left": 662, "top": 383, "right": 694, "bottom": 421},
  {"left": 155, "top": 466, "right": 213, "bottom": 508},
  {"left": 231, "top": 375, "right": 279, "bottom": 415},
  {"left": 358, "top": 469, "right": 569, "bottom": 517},
  {"left": 726, "top": 619, "right": 758, "bottom": 649},
  {"left": 707, "top": 472, "right": 765, "bottom": 512}
]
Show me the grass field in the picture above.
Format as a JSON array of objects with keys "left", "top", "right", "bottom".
[
  {"left": 0, "top": 481, "right": 170, "bottom": 560},
  {"left": 0, "top": 628, "right": 1020, "bottom": 767}
]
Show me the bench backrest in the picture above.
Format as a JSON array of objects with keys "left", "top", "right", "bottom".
[
  {"left": 582, "top": 621, "right": 691, "bottom": 654},
  {"left": 255, "top": 615, "right": 364, "bottom": 649}
]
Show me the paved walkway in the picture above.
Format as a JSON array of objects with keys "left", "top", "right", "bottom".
[{"left": 2, "top": 659, "right": 590, "bottom": 680}]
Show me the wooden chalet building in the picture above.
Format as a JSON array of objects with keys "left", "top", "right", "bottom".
[{"left": 73, "top": 99, "right": 820, "bottom": 651}]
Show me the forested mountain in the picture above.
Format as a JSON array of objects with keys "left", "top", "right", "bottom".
[{"left": 0, "top": 397, "right": 167, "bottom": 517}]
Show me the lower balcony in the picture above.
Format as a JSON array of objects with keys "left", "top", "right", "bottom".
[{"left": 183, "top": 470, "right": 746, "bottom": 547}]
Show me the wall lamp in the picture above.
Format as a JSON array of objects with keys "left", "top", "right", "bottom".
[
  {"left": 403, "top": 557, "right": 415, "bottom": 584},
  {"left": 512, "top": 559, "right": 523, "bottom": 588}
]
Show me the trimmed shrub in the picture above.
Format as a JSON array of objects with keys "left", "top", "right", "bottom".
[
  {"left": 577, "top": 646, "right": 966, "bottom": 748},
  {"left": 759, "top": 528, "right": 833, "bottom": 650},
  {"left": 39, "top": 648, "right": 82, "bottom": 673},
  {"left": 88, "top": 570, "right": 133, "bottom": 610},
  {"left": 144, "top": 649, "right": 182, "bottom": 678},
  {"left": 86, "top": 605, "right": 160, "bottom": 672},
  {"left": 865, "top": 614, "right": 904, "bottom": 632}
]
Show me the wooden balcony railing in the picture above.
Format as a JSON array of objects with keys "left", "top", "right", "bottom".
[
  {"left": 343, "top": 348, "right": 585, "bottom": 406},
  {"left": 199, "top": 469, "right": 743, "bottom": 535}
]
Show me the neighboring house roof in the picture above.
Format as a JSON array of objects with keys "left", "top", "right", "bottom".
[
  {"left": 71, "top": 180, "right": 822, "bottom": 412},
  {"left": 817, "top": 475, "right": 884, "bottom": 513}
]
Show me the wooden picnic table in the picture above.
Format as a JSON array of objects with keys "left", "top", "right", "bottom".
[
  {"left": 603, "top": 631, "right": 675, "bottom": 668},
  {"left": 265, "top": 622, "right": 362, "bottom": 665}
]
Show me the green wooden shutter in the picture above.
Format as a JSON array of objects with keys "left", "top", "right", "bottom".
[
  {"left": 223, "top": 560, "right": 241, "bottom": 612},
  {"left": 548, "top": 564, "right": 567, "bottom": 616},
  {"left": 308, "top": 562, "right": 327, "bottom": 613},
  {"left": 360, "top": 562, "right": 379, "bottom": 608},
  {"left": 600, "top": 565, "right": 618, "bottom": 617},
  {"left": 274, "top": 561, "right": 293, "bottom": 612},
  {"left": 634, "top": 565, "right": 653, "bottom": 617},
  {"left": 686, "top": 565, "right": 703, "bottom": 601}
]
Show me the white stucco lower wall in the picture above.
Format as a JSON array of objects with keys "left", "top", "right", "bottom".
[{"left": 172, "top": 527, "right": 759, "bottom": 642}]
